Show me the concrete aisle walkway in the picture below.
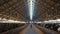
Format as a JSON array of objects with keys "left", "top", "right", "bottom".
[
  {"left": 25, "top": 24, "right": 38, "bottom": 34},
  {"left": 19, "top": 24, "right": 44, "bottom": 34},
  {"left": 25, "top": 27, "right": 38, "bottom": 34}
]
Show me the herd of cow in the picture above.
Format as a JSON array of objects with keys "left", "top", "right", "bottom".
[
  {"left": 37, "top": 23, "right": 60, "bottom": 32},
  {"left": 0, "top": 23, "right": 25, "bottom": 33}
]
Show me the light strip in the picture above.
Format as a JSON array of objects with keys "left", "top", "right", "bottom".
[
  {"left": 28, "top": 0, "right": 35, "bottom": 20},
  {"left": 30, "top": 0, "right": 33, "bottom": 20}
]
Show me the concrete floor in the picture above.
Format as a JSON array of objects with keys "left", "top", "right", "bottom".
[
  {"left": 19, "top": 24, "right": 44, "bottom": 34},
  {"left": 25, "top": 26, "right": 38, "bottom": 34}
]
